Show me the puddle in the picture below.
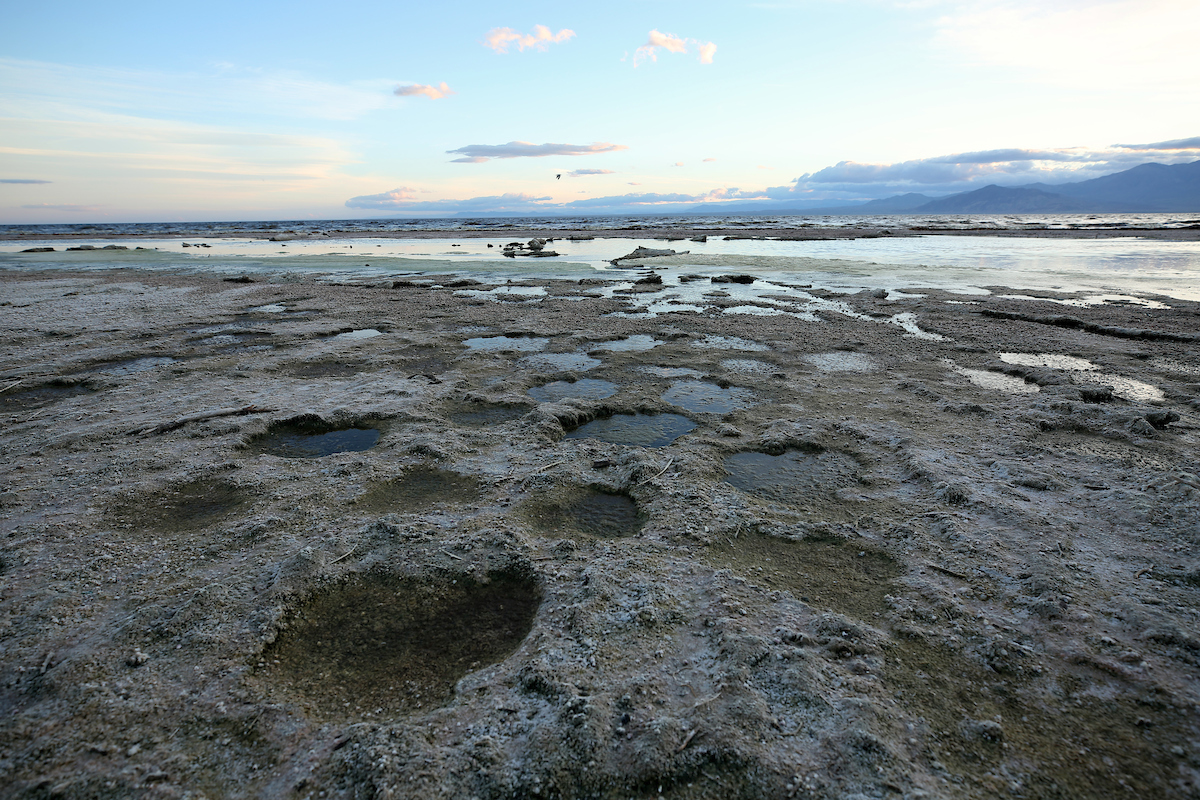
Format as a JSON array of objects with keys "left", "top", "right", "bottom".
[
  {"left": 527, "top": 488, "right": 645, "bottom": 539},
  {"left": 565, "top": 412, "right": 695, "bottom": 447},
  {"left": 109, "top": 478, "right": 251, "bottom": 532},
  {"left": 721, "top": 358, "right": 777, "bottom": 375},
  {"left": 284, "top": 360, "right": 367, "bottom": 378},
  {"left": 464, "top": 335, "right": 548, "bottom": 352},
  {"left": 448, "top": 401, "right": 529, "bottom": 427},
  {"left": 887, "top": 312, "right": 946, "bottom": 340},
  {"left": 335, "top": 328, "right": 383, "bottom": 341},
  {"left": 194, "top": 331, "right": 272, "bottom": 352},
  {"left": 723, "top": 449, "right": 861, "bottom": 503},
  {"left": 690, "top": 335, "right": 769, "bottom": 351},
  {"left": 518, "top": 352, "right": 601, "bottom": 372},
  {"left": 590, "top": 335, "right": 662, "bottom": 352},
  {"left": 661, "top": 381, "right": 755, "bottom": 413},
  {"left": 954, "top": 367, "right": 1040, "bottom": 394},
  {"left": 250, "top": 418, "right": 381, "bottom": 458},
  {"left": 996, "top": 352, "right": 1164, "bottom": 402},
  {"left": 357, "top": 466, "right": 485, "bottom": 514},
  {"left": 638, "top": 366, "right": 704, "bottom": 378},
  {"left": 0, "top": 380, "right": 93, "bottom": 411},
  {"left": 802, "top": 352, "right": 879, "bottom": 373},
  {"left": 1071, "top": 371, "right": 1165, "bottom": 403},
  {"left": 998, "top": 352, "right": 1097, "bottom": 371},
  {"left": 705, "top": 533, "right": 900, "bottom": 619},
  {"left": 528, "top": 379, "right": 618, "bottom": 402},
  {"left": 84, "top": 357, "right": 176, "bottom": 376},
  {"left": 249, "top": 304, "right": 287, "bottom": 313},
  {"left": 722, "top": 305, "right": 791, "bottom": 316},
  {"left": 257, "top": 569, "right": 541, "bottom": 719}
]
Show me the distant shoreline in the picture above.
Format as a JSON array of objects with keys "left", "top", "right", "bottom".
[{"left": 3, "top": 225, "right": 1200, "bottom": 242}]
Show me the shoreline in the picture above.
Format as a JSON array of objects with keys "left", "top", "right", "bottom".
[
  {"left": 3, "top": 224, "right": 1200, "bottom": 243},
  {"left": 2, "top": 265, "right": 1199, "bottom": 798}
]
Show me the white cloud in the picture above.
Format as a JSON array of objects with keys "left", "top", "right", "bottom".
[
  {"left": 633, "top": 30, "right": 718, "bottom": 66},
  {"left": 345, "top": 191, "right": 552, "bottom": 212},
  {"left": 702, "top": 158, "right": 716, "bottom": 163},
  {"left": 1113, "top": 136, "right": 1200, "bottom": 151},
  {"left": 1, "top": 178, "right": 52, "bottom": 184},
  {"left": 484, "top": 25, "right": 575, "bottom": 54},
  {"left": 568, "top": 169, "right": 615, "bottom": 176},
  {"left": 394, "top": 82, "right": 455, "bottom": 100},
  {"left": 343, "top": 186, "right": 769, "bottom": 215},
  {"left": 934, "top": 0, "right": 1200, "bottom": 93},
  {"left": 447, "top": 140, "right": 628, "bottom": 163},
  {"left": 775, "top": 140, "right": 1200, "bottom": 200}
]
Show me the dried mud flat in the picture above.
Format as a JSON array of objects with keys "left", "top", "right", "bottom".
[{"left": 1, "top": 266, "right": 1199, "bottom": 800}]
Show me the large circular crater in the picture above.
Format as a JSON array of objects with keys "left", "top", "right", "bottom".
[{"left": 256, "top": 569, "right": 541, "bottom": 719}]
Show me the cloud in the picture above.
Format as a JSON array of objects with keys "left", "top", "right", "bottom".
[
  {"left": 1, "top": 178, "right": 52, "bottom": 184},
  {"left": 343, "top": 187, "right": 419, "bottom": 208},
  {"left": 702, "top": 158, "right": 716, "bottom": 163},
  {"left": 345, "top": 191, "right": 552, "bottom": 212},
  {"left": 673, "top": 162, "right": 684, "bottom": 167},
  {"left": 934, "top": 0, "right": 1199, "bottom": 94},
  {"left": 447, "top": 140, "right": 628, "bottom": 163},
  {"left": 568, "top": 169, "right": 615, "bottom": 177},
  {"left": 394, "top": 82, "right": 454, "bottom": 100},
  {"left": 774, "top": 140, "right": 1200, "bottom": 202},
  {"left": 484, "top": 25, "right": 575, "bottom": 53},
  {"left": 342, "top": 186, "right": 768, "bottom": 216},
  {"left": 633, "top": 30, "right": 717, "bottom": 66},
  {"left": 1113, "top": 136, "right": 1200, "bottom": 151},
  {"left": 20, "top": 203, "right": 99, "bottom": 212}
]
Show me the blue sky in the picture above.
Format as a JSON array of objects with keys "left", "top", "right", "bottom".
[{"left": 1, "top": 0, "right": 1198, "bottom": 222}]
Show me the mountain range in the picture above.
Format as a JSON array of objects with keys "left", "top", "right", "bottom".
[{"left": 708, "top": 159, "right": 1200, "bottom": 215}]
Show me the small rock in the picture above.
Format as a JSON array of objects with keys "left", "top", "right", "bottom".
[
  {"left": 634, "top": 274, "right": 663, "bottom": 285},
  {"left": 127, "top": 649, "right": 149, "bottom": 667},
  {"left": 1128, "top": 418, "right": 1157, "bottom": 437},
  {"left": 66, "top": 245, "right": 96, "bottom": 251},
  {"left": 101, "top": 244, "right": 128, "bottom": 250},
  {"left": 1079, "top": 386, "right": 1114, "bottom": 403},
  {"left": 870, "top": 288, "right": 888, "bottom": 299},
  {"left": 690, "top": 235, "right": 707, "bottom": 243},
  {"left": 717, "top": 423, "right": 742, "bottom": 437},
  {"left": 962, "top": 719, "right": 1003, "bottom": 742},
  {"left": 592, "top": 459, "right": 612, "bottom": 469},
  {"left": 222, "top": 275, "right": 255, "bottom": 283},
  {"left": 711, "top": 274, "right": 756, "bottom": 284},
  {"left": 1144, "top": 410, "right": 1180, "bottom": 429},
  {"left": 20, "top": 247, "right": 54, "bottom": 253}
]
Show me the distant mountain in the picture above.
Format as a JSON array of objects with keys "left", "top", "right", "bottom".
[
  {"left": 802, "top": 193, "right": 936, "bottom": 215},
  {"left": 1024, "top": 160, "right": 1200, "bottom": 211},
  {"left": 914, "top": 185, "right": 1099, "bottom": 214}
]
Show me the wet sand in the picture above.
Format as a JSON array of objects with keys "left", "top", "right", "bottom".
[{"left": 1, "top": 265, "right": 1199, "bottom": 798}]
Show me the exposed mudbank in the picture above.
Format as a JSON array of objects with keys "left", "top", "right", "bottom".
[{"left": 1, "top": 266, "right": 1198, "bottom": 799}]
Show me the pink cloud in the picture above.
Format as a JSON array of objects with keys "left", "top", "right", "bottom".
[
  {"left": 702, "top": 158, "right": 716, "bottom": 162},
  {"left": 394, "top": 82, "right": 455, "bottom": 100},
  {"left": 485, "top": 25, "right": 575, "bottom": 53},
  {"left": 633, "top": 30, "right": 717, "bottom": 66}
]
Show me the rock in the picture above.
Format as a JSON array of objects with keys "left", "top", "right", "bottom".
[
  {"left": 592, "top": 459, "right": 612, "bottom": 469},
  {"left": 1128, "top": 418, "right": 1157, "bottom": 437},
  {"left": 691, "top": 235, "right": 707, "bottom": 243},
  {"left": 66, "top": 245, "right": 96, "bottom": 251},
  {"left": 711, "top": 275, "right": 756, "bottom": 284},
  {"left": 717, "top": 423, "right": 742, "bottom": 437},
  {"left": 870, "top": 288, "right": 888, "bottom": 299},
  {"left": 962, "top": 719, "right": 1003, "bottom": 742},
  {"left": 20, "top": 247, "right": 54, "bottom": 253},
  {"left": 527, "top": 239, "right": 546, "bottom": 251},
  {"left": 222, "top": 276, "right": 255, "bottom": 283},
  {"left": 1079, "top": 386, "right": 1114, "bottom": 403},
  {"left": 610, "top": 247, "right": 686, "bottom": 264},
  {"left": 126, "top": 649, "right": 148, "bottom": 667},
  {"left": 101, "top": 245, "right": 128, "bottom": 250},
  {"left": 1144, "top": 410, "right": 1180, "bottom": 429},
  {"left": 634, "top": 274, "right": 663, "bottom": 286}
]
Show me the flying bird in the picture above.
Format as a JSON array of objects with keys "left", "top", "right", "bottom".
[{"left": 556, "top": 173, "right": 561, "bottom": 180}]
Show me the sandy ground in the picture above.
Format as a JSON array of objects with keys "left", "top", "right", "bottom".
[{"left": 1, "top": 262, "right": 1199, "bottom": 799}]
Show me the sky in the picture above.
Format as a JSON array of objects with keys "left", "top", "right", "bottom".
[{"left": 1, "top": 0, "right": 1198, "bottom": 223}]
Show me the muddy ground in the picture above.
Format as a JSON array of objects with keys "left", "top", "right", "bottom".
[{"left": 1, "top": 264, "right": 1199, "bottom": 799}]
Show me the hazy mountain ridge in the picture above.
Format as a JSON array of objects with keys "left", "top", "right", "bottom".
[{"left": 714, "top": 159, "right": 1200, "bottom": 215}]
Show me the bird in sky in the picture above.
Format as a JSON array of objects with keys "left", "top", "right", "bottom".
[{"left": 556, "top": 173, "right": 561, "bottom": 180}]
